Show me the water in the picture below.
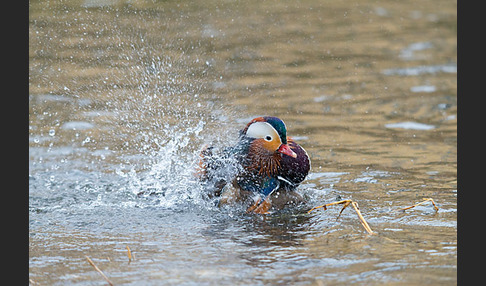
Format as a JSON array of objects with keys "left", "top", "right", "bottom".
[{"left": 29, "top": 0, "right": 456, "bottom": 285}]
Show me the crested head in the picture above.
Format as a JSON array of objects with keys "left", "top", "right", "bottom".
[
  {"left": 240, "top": 116, "right": 296, "bottom": 159},
  {"left": 242, "top": 116, "right": 288, "bottom": 144},
  {"left": 262, "top": 116, "right": 288, "bottom": 144}
]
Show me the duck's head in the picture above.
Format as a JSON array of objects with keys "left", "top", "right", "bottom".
[{"left": 241, "top": 116, "right": 297, "bottom": 158}]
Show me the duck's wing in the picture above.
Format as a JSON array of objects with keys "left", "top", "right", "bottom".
[{"left": 196, "top": 145, "right": 242, "bottom": 197}]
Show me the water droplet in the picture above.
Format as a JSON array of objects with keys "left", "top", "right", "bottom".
[{"left": 82, "top": 137, "right": 91, "bottom": 145}]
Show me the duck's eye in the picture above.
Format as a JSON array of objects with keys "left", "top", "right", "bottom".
[{"left": 264, "top": 135, "right": 272, "bottom": 141}]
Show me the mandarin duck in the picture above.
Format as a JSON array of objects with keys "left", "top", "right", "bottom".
[{"left": 197, "top": 116, "right": 310, "bottom": 214}]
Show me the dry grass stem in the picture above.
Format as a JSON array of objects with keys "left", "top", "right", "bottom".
[
  {"left": 126, "top": 245, "right": 133, "bottom": 262},
  {"left": 396, "top": 198, "right": 439, "bottom": 212},
  {"left": 308, "top": 199, "right": 374, "bottom": 235},
  {"left": 350, "top": 201, "right": 374, "bottom": 235},
  {"left": 308, "top": 197, "right": 439, "bottom": 235},
  {"left": 85, "top": 256, "right": 114, "bottom": 286}
]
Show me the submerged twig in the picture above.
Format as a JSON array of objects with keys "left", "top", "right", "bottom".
[
  {"left": 308, "top": 199, "right": 374, "bottom": 235},
  {"left": 396, "top": 198, "right": 439, "bottom": 212},
  {"left": 85, "top": 256, "right": 114, "bottom": 286}
]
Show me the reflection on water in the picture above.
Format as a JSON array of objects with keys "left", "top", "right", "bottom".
[{"left": 30, "top": 0, "right": 456, "bottom": 285}]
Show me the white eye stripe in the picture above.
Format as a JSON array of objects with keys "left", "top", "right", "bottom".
[{"left": 246, "top": 122, "right": 281, "bottom": 143}]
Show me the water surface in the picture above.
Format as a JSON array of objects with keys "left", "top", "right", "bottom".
[{"left": 30, "top": 0, "right": 456, "bottom": 285}]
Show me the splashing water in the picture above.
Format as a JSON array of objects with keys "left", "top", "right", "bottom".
[
  {"left": 89, "top": 43, "right": 238, "bottom": 209},
  {"left": 114, "top": 120, "right": 211, "bottom": 209}
]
